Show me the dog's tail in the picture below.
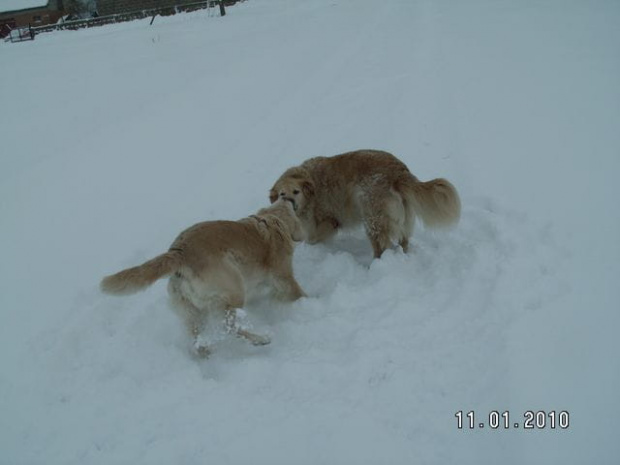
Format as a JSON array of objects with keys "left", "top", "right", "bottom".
[
  {"left": 398, "top": 176, "right": 461, "bottom": 228},
  {"left": 100, "top": 250, "right": 184, "bottom": 295}
]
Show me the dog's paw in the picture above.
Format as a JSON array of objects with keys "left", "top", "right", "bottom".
[
  {"left": 192, "top": 341, "right": 212, "bottom": 359},
  {"left": 237, "top": 329, "right": 271, "bottom": 346},
  {"left": 250, "top": 334, "right": 271, "bottom": 346}
]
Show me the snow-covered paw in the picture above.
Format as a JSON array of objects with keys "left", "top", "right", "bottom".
[
  {"left": 237, "top": 329, "right": 271, "bottom": 346},
  {"left": 194, "top": 344, "right": 211, "bottom": 358},
  {"left": 192, "top": 338, "right": 212, "bottom": 358},
  {"left": 249, "top": 333, "right": 271, "bottom": 346}
]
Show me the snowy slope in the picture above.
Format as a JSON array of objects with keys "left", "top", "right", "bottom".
[{"left": 1, "top": 0, "right": 619, "bottom": 463}]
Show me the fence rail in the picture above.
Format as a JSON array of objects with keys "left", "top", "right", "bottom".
[{"left": 9, "top": 27, "right": 35, "bottom": 42}]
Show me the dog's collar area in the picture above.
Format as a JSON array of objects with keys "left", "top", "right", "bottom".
[{"left": 249, "top": 215, "right": 268, "bottom": 225}]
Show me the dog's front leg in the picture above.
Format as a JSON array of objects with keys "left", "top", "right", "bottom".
[
  {"left": 301, "top": 213, "right": 338, "bottom": 244},
  {"left": 309, "top": 217, "right": 340, "bottom": 243},
  {"left": 272, "top": 273, "right": 307, "bottom": 301}
]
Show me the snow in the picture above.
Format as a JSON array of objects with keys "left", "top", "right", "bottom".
[
  {"left": 1, "top": 0, "right": 619, "bottom": 463},
  {"left": 0, "top": 0, "right": 48, "bottom": 13}
]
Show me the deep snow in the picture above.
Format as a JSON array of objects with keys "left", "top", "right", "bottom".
[{"left": 1, "top": 0, "right": 619, "bottom": 463}]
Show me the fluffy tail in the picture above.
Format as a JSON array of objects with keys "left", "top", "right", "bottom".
[
  {"left": 399, "top": 177, "right": 461, "bottom": 228},
  {"left": 100, "top": 250, "right": 183, "bottom": 295}
]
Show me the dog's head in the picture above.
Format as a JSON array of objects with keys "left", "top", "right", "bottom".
[
  {"left": 269, "top": 167, "right": 314, "bottom": 214},
  {"left": 257, "top": 199, "right": 305, "bottom": 242}
]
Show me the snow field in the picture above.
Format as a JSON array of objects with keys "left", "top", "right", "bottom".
[{"left": 1, "top": 0, "right": 619, "bottom": 463}]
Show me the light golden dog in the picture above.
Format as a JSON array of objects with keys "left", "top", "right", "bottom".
[
  {"left": 270, "top": 149, "right": 461, "bottom": 258},
  {"left": 100, "top": 199, "right": 305, "bottom": 356}
]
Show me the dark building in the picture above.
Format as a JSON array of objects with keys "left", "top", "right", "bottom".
[
  {"left": 96, "top": 0, "right": 204, "bottom": 16},
  {"left": 0, "top": 1, "right": 66, "bottom": 38}
]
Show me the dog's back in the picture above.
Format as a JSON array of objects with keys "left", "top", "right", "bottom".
[
  {"left": 303, "top": 149, "right": 412, "bottom": 186},
  {"left": 302, "top": 150, "right": 414, "bottom": 223},
  {"left": 170, "top": 220, "right": 271, "bottom": 274}
]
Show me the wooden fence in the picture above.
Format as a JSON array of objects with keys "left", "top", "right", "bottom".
[{"left": 30, "top": 0, "right": 239, "bottom": 36}]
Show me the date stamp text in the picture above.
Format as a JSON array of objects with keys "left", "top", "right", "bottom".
[{"left": 455, "top": 410, "right": 570, "bottom": 430}]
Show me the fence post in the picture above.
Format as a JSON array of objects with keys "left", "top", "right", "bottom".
[{"left": 219, "top": 1, "right": 226, "bottom": 16}]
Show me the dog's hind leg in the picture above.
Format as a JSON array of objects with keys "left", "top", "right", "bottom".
[
  {"left": 398, "top": 197, "right": 415, "bottom": 253},
  {"left": 208, "top": 263, "right": 271, "bottom": 347},
  {"left": 361, "top": 189, "right": 404, "bottom": 258},
  {"left": 225, "top": 306, "right": 271, "bottom": 346},
  {"left": 168, "top": 275, "right": 211, "bottom": 357}
]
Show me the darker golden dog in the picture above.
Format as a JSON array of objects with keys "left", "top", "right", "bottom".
[{"left": 270, "top": 150, "right": 460, "bottom": 258}]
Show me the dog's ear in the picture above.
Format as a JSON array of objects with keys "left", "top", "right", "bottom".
[
  {"left": 302, "top": 180, "right": 315, "bottom": 197},
  {"left": 269, "top": 188, "right": 278, "bottom": 204}
]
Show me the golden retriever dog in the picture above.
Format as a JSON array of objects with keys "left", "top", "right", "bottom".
[
  {"left": 100, "top": 199, "right": 305, "bottom": 356},
  {"left": 270, "top": 149, "right": 460, "bottom": 258}
]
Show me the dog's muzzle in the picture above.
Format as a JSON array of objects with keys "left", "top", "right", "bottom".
[{"left": 283, "top": 197, "right": 297, "bottom": 211}]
